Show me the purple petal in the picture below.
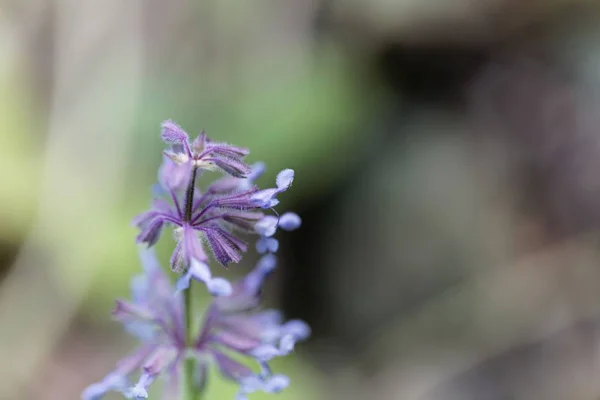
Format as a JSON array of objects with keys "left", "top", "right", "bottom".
[
  {"left": 158, "top": 157, "right": 192, "bottom": 191},
  {"left": 203, "top": 227, "right": 246, "bottom": 266},
  {"left": 182, "top": 226, "right": 208, "bottom": 266},
  {"left": 82, "top": 346, "right": 155, "bottom": 400},
  {"left": 212, "top": 350, "right": 254, "bottom": 381},
  {"left": 132, "top": 347, "right": 178, "bottom": 398},
  {"left": 207, "top": 278, "right": 233, "bottom": 296},
  {"left": 161, "top": 120, "right": 189, "bottom": 145},
  {"left": 208, "top": 156, "right": 251, "bottom": 178},
  {"left": 189, "top": 258, "right": 212, "bottom": 282},
  {"left": 238, "top": 375, "right": 263, "bottom": 394},
  {"left": 248, "top": 162, "right": 266, "bottom": 182},
  {"left": 210, "top": 187, "right": 259, "bottom": 210},
  {"left": 243, "top": 254, "right": 276, "bottom": 294},
  {"left": 81, "top": 373, "right": 128, "bottom": 400},
  {"left": 132, "top": 210, "right": 158, "bottom": 229},
  {"left": 250, "top": 188, "right": 279, "bottom": 208},
  {"left": 278, "top": 334, "right": 296, "bottom": 354},
  {"left": 276, "top": 169, "right": 294, "bottom": 190},
  {"left": 212, "top": 331, "right": 261, "bottom": 352},
  {"left": 256, "top": 237, "right": 278, "bottom": 254},
  {"left": 278, "top": 212, "right": 301, "bottom": 231},
  {"left": 162, "top": 364, "right": 181, "bottom": 400},
  {"left": 169, "top": 242, "right": 184, "bottom": 273},
  {"left": 256, "top": 254, "right": 277, "bottom": 273},
  {"left": 282, "top": 320, "right": 311, "bottom": 341},
  {"left": 250, "top": 344, "right": 280, "bottom": 361},
  {"left": 112, "top": 300, "right": 155, "bottom": 324},
  {"left": 206, "top": 142, "right": 250, "bottom": 157},
  {"left": 255, "top": 216, "right": 278, "bottom": 237},
  {"left": 135, "top": 217, "right": 164, "bottom": 246},
  {"left": 192, "top": 130, "right": 207, "bottom": 153},
  {"left": 264, "top": 375, "right": 290, "bottom": 393},
  {"left": 222, "top": 211, "right": 264, "bottom": 232}
]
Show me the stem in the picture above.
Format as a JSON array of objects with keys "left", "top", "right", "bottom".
[
  {"left": 184, "top": 287, "right": 201, "bottom": 400},
  {"left": 184, "top": 166, "right": 199, "bottom": 222},
  {"left": 183, "top": 165, "right": 202, "bottom": 399}
]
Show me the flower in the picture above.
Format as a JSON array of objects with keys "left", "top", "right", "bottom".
[
  {"left": 82, "top": 249, "right": 310, "bottom": 400},
  {"left": 161, "top": 120, "right": 251, "bottom": 177},
  {"left": 133, "top": 121, "right": 297, "bottom": 294},
  {"left": 82, "top": 247, "right": 186, "bottom": 400},
  {"left": 193, "top": 254, "right": 311, "bottom": 400},
  {"left": 255, "top": 212, "right": 302, "bottom": 255},
  {"left": 250, "top": 169, "right": 295, "bottom": 209}
]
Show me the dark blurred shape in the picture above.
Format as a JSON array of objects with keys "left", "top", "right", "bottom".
[{"left": 470, "top": 57, "right": 600, "bottom": 240}]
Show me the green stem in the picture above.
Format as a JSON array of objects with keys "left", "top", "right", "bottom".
[{"left": 184, "top": 286, "right": 201, "bottom": 400}]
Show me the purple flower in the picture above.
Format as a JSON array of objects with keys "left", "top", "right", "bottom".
[
  {"left": 250, "top": 169, "right": 295, "bottom": 209},
  {"left": 82, "top": 248, "right": 186, "bottom": 400},
  {"left": 255, "top": 212, "right": 301, "bottom": 255},
  {"left": 194, "top": 255, "right": 311, "bottom": 400},
  {"left": 82, "top": 250, "right": 310, "bottom": 400},
  {"left": 133, "top": 122, "right": 297, "bottom": 294},
  {"left": 161, "top": 120, "right": 251, "bottom": 178}
]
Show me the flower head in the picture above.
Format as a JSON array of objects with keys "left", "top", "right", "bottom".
[
  {"left": 193, "top": 255, "right": 311, "bottom": 400},
  {"left": 83, "top": 250, "right": 310, "bottom": 400},
  {"left": 82, "top": 248, "right": 186, "bottom": 399},
  {"left": 133, "top": 121, "right": 295, "bottom": 294}
]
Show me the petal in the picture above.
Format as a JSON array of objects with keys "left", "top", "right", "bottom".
[
  {"left": 243, "top": 254, "right": 276, "bottom": 294},
  {"left": 82, "top": 346, "right": 155, "bottom": 400},
  {"left": 132, "top": 347, "right": 179, "bottom": 398},
  {"left": 256, "top": 238, "right": 278, "bottom": 254},
  {"left": 276, "top": 169, "right": 294, "bottom": 190},
  {"left": 250, "top": 344, "right": 280, "bottom": 361},
  {"left": 206, "top": 142, "right": 250, "bottom": 157},
  {"left": 112, "top": 300, "right": 155, "bottom": 323},
  {"left": 238, "top": 375, "right": 263, "bottom": 394},
  {"left": 210, "top": 187, "right": 259, "bottom": 210},
  {"left": 207, "top": 278, "right": 233, "bottom": 297},
  {"left": 249, "top": 188, "right": 279, "bottom": 209},
  {"left": 189, "top": 258, "right": 212, "bottom": 282},
  {"left": 208, "top": 156, "right": 251, "bottom": 178},
  {"left": 264, "top": 375, "right": 290, "bottom": 393},
  {"left": 192, "top": 130, "right": 207, "bottom": 153},
  {"left": 81, "top": 373, "right": 128, "bottom": 400},
  {"left": 162, "top": 364, "right": 181, "bottom": 400},
  {"left": 182, "top": 225, "right": 208, "bottom": 266},
  {"left": 222, "top": 211, "right": 264, "bottom": 232},
  {"left": 169, "top": 242, "right": 185, "bottom": 273},
  {"left": 278, "top": 334, "right": 296, "bottom": 355},
  {"left": 158, "top": 156, "right": 193, "bottom": 191},
  {"left": 278, "top": 212, "right": 301, "bottom": 231},
  {"left": 212, "top": 350, "right": 254, "bottom": 381},
  {"left": 138, "top": 247, "right": 175, "bottom": 300},
  {"left": 247, "top": 162, "right": 266, "bottom": 182},
  {"left": 254, "top": 216, "right": 278, "bottom": 237},
  {"left": 212, "top": 330, "right": 261, "bottom": 352},
  {"left": 161, "top": 120, "right": 189, "bottom": 145},
  {"left": 282, "top": 319, "right": 311, "bottom": 341},
  {"left": 135, "top": 218, "right": 164, "bottom": 246},
  {"left": 203, "top": 227, "right": 246, "bottom": 266}
]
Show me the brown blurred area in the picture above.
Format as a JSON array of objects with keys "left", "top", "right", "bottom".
[{"left": 3, "top": 0, "right": 600, "bottom": 399}]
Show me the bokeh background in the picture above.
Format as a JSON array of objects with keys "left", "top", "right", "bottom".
[{"left": 3, "top": 0, "right": 600, "bottom": 399}]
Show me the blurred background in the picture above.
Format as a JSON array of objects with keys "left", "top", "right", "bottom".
[{"left": 3, "top": 0, "right": 600, "bottom": 399}]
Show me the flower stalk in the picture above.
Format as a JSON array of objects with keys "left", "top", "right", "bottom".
[{"left": 82, "top": 120, "right": 309, "bottom": 400}]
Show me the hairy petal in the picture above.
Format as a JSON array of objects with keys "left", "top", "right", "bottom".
[
  {"left": 203, "top": 226, "right": 247, "bottom": 266},
  {"left": 161, "top": 120, "right": 189, "bottom": 145},
  {"left": 212, "top": 350, "right": 254, "bottom": 381}
]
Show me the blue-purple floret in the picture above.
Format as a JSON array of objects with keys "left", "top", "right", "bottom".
[{"left": 82, "top": 248, "right": 310, "bottom": 400}]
